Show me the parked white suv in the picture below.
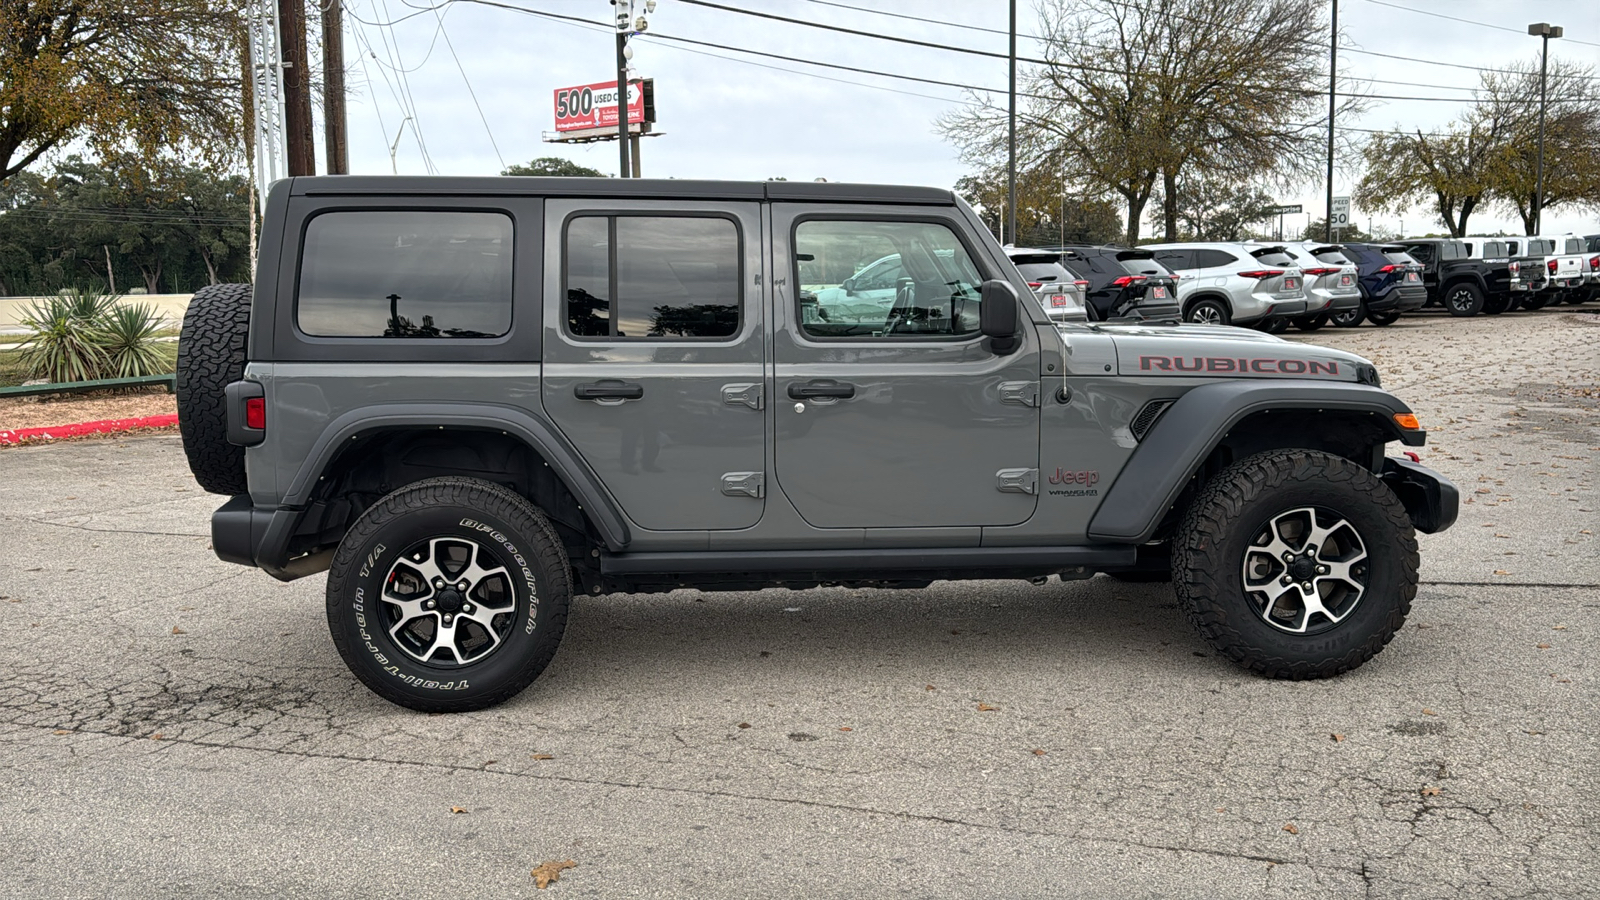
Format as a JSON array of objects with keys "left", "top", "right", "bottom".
[
  {"left": 1145, "top": 242, "right": 1308, "bottom": 327},
  {"left": 1253, "top": 241, "right": 1361, "bottom": 332}
]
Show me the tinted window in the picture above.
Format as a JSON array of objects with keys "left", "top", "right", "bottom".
[
  {"left": 1017, "top": 261, "right": 1070, "bottom": 283},
  {"left": 1152, "top": 249, "right": 1194, "bottom": 270},
  {"left": 1382, "top": 249, "right": 1416, "bottom": 265},
  {"left": 1527, "top": 239, "right": 1554, "bottom": 256},
  {"left": 795, "top": 220, "right": 984, "bottom": 338},
  {"left": 1250, "top": 249, "right": 1297, "bottom": 266},
  {"left": 298, "top": 210, "right": 512, "bottom": 338},
  {"left": 1561, "top": 237, "right": 1583, "bottom": 254},
  {"left": 1118, "top": 254, "right": 1170, "bottom": 276},
  {"left": 1406, "top": 244, "right": 1434, "bottom": 262},
  {"left": 1442, "top": 242, "right": 1465, "bottom": 260},
  {"left": 1195, "top": 249, "right": 1238, "bottom": 268},
  {"left": 1482, "top": 241, "right": 1505, "bottom": 257},
  {"left": 1312, "top": 248, "right": 1352, "bottom": 265},
  {"left": 564, "top": 215, "right": 741, "bottom": 339}
]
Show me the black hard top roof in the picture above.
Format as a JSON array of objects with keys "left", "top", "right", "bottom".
[{"left": 287, "top": 176, "right": 956, "bottom": 205}]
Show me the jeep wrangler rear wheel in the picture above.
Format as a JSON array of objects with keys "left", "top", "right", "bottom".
[
  {"left": 176, "top": 283, "right": 253, "bottom": 494},
  {"left": 1172, "top": 449, "right": 1417, "bottom": 679},
  {"left": 325, "top": 477, "right": 572, "bottom": 712}
]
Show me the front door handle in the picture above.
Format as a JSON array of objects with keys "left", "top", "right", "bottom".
[
  {"left": 787, "top": 380, "right": 855, "bottom": 401},
  {"left": 575, "top": 380, "right": 644, "bottom": 401}
]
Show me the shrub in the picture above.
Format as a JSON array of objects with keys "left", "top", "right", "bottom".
[
  {"left": 17, "top": 289, "right": 169, "bottom": 383},
  {"left": 97, "top": 301, "right": 168, "bottom": 378},
  {"left": 18, "top": 293, "right": 110, "bottom": 383}
]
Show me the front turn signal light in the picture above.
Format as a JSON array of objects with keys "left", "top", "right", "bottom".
[{"left": 1393, "top": 413, "right": 1421, "bottom": 431}]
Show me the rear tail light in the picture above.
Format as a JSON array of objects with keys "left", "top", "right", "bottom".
[
  {"left": 1509, "top": 261, "right": 1520, "bottom": 274},
  {"left": 1377, "top": 264, "right": 1399, "bottom": 274},
  {"left": 1548, "top": 259, "right": 1559, "bottom": 274},
  {"left": 245, "top": 397, "right": 266, "bottom": 430},
  {"left": 1237, "top": 270, "right": 1284, "bottom": 279},
  {"left": 1590, "top": 255, "right": 1600, "bottom": 269},
  {"left": 1027, "top": 281, "right": 1042, "bottom": 288},
  {"left": 1074, "top": 280, "right": 1090, "bottom": 289},
  {"left": 1301, "top": 267, "right": 1339, "bottom": 276},
  {"left": 1111, "top": 275, "right": 1147, "bottom": 287}
]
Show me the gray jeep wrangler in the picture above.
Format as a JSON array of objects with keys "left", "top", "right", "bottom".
[{"left": 176, "top": 177, "right": 1458, "bottom": 712}]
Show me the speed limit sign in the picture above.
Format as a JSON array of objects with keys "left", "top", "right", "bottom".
[{"left": 1330, "top": 196, "right": 1351, "bottom": 230}]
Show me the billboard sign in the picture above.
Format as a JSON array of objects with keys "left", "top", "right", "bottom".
[{"left": 554, "top": 80, "right": 645, "bottom": 132}]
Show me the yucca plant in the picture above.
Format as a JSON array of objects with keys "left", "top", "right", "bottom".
[
  {"left": 18, "top": 294, "right": 110, "bottom": 384},
  {"left": 97, "top": 301, "right": 169, "bottom": 378}
]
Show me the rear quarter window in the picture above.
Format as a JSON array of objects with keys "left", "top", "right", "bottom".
[{"left": 297, "top": 210, "right": 513, "bottom": 338}]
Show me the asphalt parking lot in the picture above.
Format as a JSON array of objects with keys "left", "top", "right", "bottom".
[{"left": 2, "top": 308, "right": 1596, "bottom": 899}]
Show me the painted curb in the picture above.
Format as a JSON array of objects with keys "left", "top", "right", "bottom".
[{"left": 0, "top": 414, "right": 180, "bottom": 446}]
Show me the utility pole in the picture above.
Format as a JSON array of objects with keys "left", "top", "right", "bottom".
[
  {"left": 614, "top": 0, "right": 632, "bottom": 179},
  {"left": 1006, "top": 0, "right": 1017, "bottom": 246},
  {"left": 1527, "top": 22, "right": 1563, "bottom": 235},
  {"left": 1324, "top": 0, "right": 1336, "bottom": 242},
  {"left": 279, "top": 0, "right": 316, "bottom": 175},
  {"left": 322, "top": 0, "right": 348, "bottom": 174}
]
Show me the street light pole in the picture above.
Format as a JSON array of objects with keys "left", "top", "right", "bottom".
[
  {"left": 1527, "top": 22, "right": 1563, "bottom": 235},
  {"left": 1324, "top": 0, "right": 1337, "bottom": 243}
]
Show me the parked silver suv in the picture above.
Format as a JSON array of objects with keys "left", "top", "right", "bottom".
[
  {"left": 1274, "top": 241, "right": 1361, "bottom": 331},
  {"left": 1145, "top": 242, "right": 1308, "bottom": 327}
]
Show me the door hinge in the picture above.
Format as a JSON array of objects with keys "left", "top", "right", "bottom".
[
  {"left": 999, "top": 381, "right": 1039, "bottom": 408},
  {"left": 996, "top": 468, "right": 1038, "bottom": 495},
  {"left": 721, "top": 382, "right": 764, "bottom": 410},
  {"left": 721, "top": 471, "right": 765, "bottom": 499}
]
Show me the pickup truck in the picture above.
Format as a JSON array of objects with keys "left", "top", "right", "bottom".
[
  {"left": 1510, "top": 235, "right": 1587, "bottom": 310},
  {"left": 1402, "top": 238, "right": 1510, "bottom": 317}
]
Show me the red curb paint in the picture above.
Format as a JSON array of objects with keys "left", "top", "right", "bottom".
[{"left": 0, "top": 414, "right": 179, "bottom": 446}]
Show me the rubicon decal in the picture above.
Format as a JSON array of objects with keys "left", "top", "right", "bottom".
[{"left": 1139, "top": 356, "right": 1339, "bottom": 376}]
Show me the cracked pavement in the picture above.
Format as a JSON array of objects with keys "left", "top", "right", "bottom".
[{"left": 1, "top": 308, "right": 1596, "bottom": 898}]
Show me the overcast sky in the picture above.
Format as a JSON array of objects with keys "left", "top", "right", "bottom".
[{"left": 333, "top": 0, "right": 1600, "bottom": 237}]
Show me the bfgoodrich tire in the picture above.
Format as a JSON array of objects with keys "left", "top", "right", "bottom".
[
  {"left": 1172, "top": 449, "right": 1418, "bottom": 679},
  {"left": 176, "top": 283, "right": 253, "bottom": 495},
  {"left": 326, "top": 477, "right": 573, "bottom": 712}
]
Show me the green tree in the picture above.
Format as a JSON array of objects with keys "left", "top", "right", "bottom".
[
  {"left": 0, "top": 0, "right": 242, "bottom": 187},
  {"left": 1152, "top": 174, "right": 1280, "bottom": 241},
  {"left": 954, "top": 167, "right": 1122, "bottom": 246},
  {"left": 1477, "top": 59, "right": 1600, "bottom": 234},
  {"left": 501, "top": 157, "right": 606, "bottom": 177}
]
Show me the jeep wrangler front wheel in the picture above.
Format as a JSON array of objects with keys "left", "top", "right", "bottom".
[
  {"left": 325, "top": 477, "right": 572, "bottom": 712},
  {"left": 1172, "top": 449, "right": 1417, "bottom": 679}
]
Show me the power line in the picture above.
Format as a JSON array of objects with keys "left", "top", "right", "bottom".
[
  {"left": 432, "top": 7, "right": 505, "bottom": 169},
  {"left": 1358, "top": 0, "right": 1600, "bottom": 49}
]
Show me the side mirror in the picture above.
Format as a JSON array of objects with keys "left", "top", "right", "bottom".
[
  {"left": 980, "top": 279, "right": 1020, "bottom": 354},
  {"left": 841, "top": 277, "right": 857, "bottom": 295}
]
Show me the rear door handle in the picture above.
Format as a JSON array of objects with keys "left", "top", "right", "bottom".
[
  {"left": 788, "top": 380, "right": 855, "bottom": 401},
  {"left": 575, "top": 380, "right": 644, "bottom": 401}
]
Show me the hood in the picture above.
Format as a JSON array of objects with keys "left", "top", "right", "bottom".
[{"left": 1097, "top": 322, "right": 1375, "bottom": 383}]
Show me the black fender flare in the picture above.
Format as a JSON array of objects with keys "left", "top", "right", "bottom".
[
  {"left": 1086, "top": 380, "right": 1420, "bottom": 543},
  {"left": 1440, "top": 273, "right": 1487, "bottom": 295},
  {"left": 278, "top": 402, "right": 632, "bottom": 552}
]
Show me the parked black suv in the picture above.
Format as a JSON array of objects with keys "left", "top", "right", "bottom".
[
  {"left": 1401, "top": 238, "right": 1510, "bottom": 317},
  {"left": 1052, "top": 245, "right": 1181, "bottom": 322},
  {"left": 1332, "top": 244, "right": 1427, "bottom": 327}
]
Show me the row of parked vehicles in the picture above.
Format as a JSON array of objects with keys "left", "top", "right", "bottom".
[{"left": 1007, "top": 232, "right": 1600, "bottom": 330}]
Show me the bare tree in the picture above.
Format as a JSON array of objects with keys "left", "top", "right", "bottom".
[{"left": 939, "top": 0, "right": 1360, "bottom": 243}]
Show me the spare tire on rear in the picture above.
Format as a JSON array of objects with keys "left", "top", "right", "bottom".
[{"left": 176, "top": 283, "right": 253, "bottom": 495}]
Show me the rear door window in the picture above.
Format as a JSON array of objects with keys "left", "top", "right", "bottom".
[
  {"left": 297, "top": 210, "right": 513, "bottom": 338},
  {"left": 563, "top": 214, "right": 742, "bottom": 339},
  {"left": 1152, "top": 249, "right": 1194, "bottom": 271}
]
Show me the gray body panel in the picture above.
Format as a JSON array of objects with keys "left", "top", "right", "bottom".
[{"left": 220, "top": 176, "right": 1451, "bottom": 582}]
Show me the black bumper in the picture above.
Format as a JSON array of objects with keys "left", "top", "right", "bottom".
[
  {"left": 1369, "top": 284, "right": 1428, "bottom": 313},
  {"left": 212, "top": 495, "right": 333, "bottom": 582},
  {"left": 1381, "top": 457, "right": 1458, "bottom": 534}
]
